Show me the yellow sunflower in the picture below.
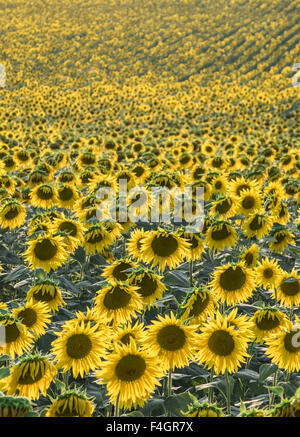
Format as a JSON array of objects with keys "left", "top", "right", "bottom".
[
  {"left": 51, "top": 216, "right": 84, "bottom": 252},
  {"left": 242, "top": 210, "right": 273, "bottom": 239},
  {"left": 143, "top": 312, "right": 199, "bottom": 371},
  {"left": 210, "top": 262, "right": 256, "bottom": 305},
  {"left": 127, "top": 228, "right": 149, "bottom": 261},
  {"left": 51, "top": 322, "right": 106, "bottom": 378},
  {"left": 94, "top": 282, "right": 143, "bottom": 325},
  {"left": 265, "top": 323, "right": 300, "bottom": 372},
  {"left": 24, "top": 234, "right": 68, "bottom": 272},
  {"left": 236, "top": 188, "right": 262, "bottom": 217},
  {"left": 112, "top": 321, "right": 145, "bottom": 348},
  {"left": 269, "top": 228, "right": 295, "bottom": 253},
  {"left": 255, "top": 257, "right": 283, "bottom": 289},
  {"left": 0, "top": 200, "right": 26, "bottom": 230},
  {"left": 127, "top": 268, "right": 167, "bottom": 308},
  {"left": 140, "top": 227, "right": 190, "bottom": 271},
  {"left": 30, "top": 184, "right": 57, "bottom": 209},
  {"left": 210, "top": 195, "right": 237, "bottom": 219},
  {"left": 83, "top": 224, "right": 113, "bottom": 255},
  {"left": 272, "top": 269, "right": 300, "bottom": 308},
  {"left": 96, "top": 338, "right": 163, "bottom": 410},
  {"left": 12, "top": 301, "right": 51, "bottom": 338},
  {"left": 195, "top": 312, "right": 251, "bottom": 374},
  {"left": 0, "top": 314, "right": 34, "bottom": 359},
  {"left": 2, "top": 355, "right": 57, "bottom": 400},
  {"left": 240, "top": 244, "right": 259, "bottom": 268},
  {"left": 26, "top": 279, "right": 65, "bottom": 312},
  {"left": 251, "top": 308, "right": 290, "bottom": 342},
  {"left": 46, "top": 390, "right": 95, "bottom": 417},
  {"left": 180, "top": 287, "right": 216, "bottom": 324},
  {"left": 205, "top": 221, "right": 237, "bottom": 252},
  {"left": 102, "top": 258, "right": 138, "bottom": 284}
]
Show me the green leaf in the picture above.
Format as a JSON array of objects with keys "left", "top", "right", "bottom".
[
  {"left": 266, "top": 386, "right": 284, "bottom": 399},
  {"left": 0, "top": 367, "right": 10, "bottom": 379},
  {"left": 259, "top": 364, "right": 278, "bottom": 382},
  {"left": 235, "top": 369, "right": 259, "bottom": 381}
]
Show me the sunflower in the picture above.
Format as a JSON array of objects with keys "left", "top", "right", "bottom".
[
  {"left": 242, "top": 210, "right": 273, "bottom": 239},
  {"left": 0, "top": 200, "right": 26, "bottom": 230},
  {"left": 180, "top": 287, "right": 216, "bottom": 324},
  {"left": 51, "top": 216, "right": 84, "bottom": 252},
  {"left": 210, "top": 262, "right": 256, "bottom": 306},
  {"left": 143, "top": 312, "right": 199, "bottom": 371},
  {"left": 273, "top": 201, "right": 290, "bottom": 225},
  {"left": 271, "top": 398, "right": 300, "bottom": 417},
  {"left": 102, "top": 258, "right": 138, "bottom": 284},
  {"left": 255, "top": 257, "right": 282, "bottom": 289},
  {"left": 112, "top": 321, "right": 145, "bottom": 348},
  {"left": 205, "top": 221, "right": 237, "bottom": 252},
  {"left": 251, "top": 308, "right": 290, "bottom": 342},
  {"left": 24, "top": 234, "right": 68, "bottom": 272},
  {"left": 94, "top": 282, "right": 143, "bottom": 325},
  {"left": 56, "top": 183, "right": 79, "bottom": 209},
  {"left": 236, "top": 188, "right": 262, "bottom": 217},
  {"left": 240, "top": 243, "right": 259, "bottom": 268},
  {"left": 265, "top": 324, "right": 300, "bottom": 372},
  {"left": 184, "top": 402, "right": 225, "bottom": 417},
  {"left": 12, "top": 301, "right": 51, "bottom": 338},
  {"left": 2, "top": 354, "right": 57, "bottom": 400},
  {"left": 225, "top": 308, "right": 255, "bottom": 338},
  {"left": 0, "top": 396, "right": 33, "bottom": 417},
  {"left": 195, "top": 312, "right": 251, "bottom": 374},
  {"left": 51, "top": 322, "right": 106, "bottom": 378},
  {"left": 229, "top": 176, "right": 259, "bottom": 198},
  {"left": 83, "top": 224, "right": 113, "bottom": 255},
  {"left": 210, "top": 195, "right": 236, "bottom": 219},
  {"left": 140, "top": 227, "right": 190, "bottom": 271},
  {"left": 96, "top": 338, "right": 163, "bottom": 410},
  {"left": 272, "top": 269, "right": 300, "bottom": 308},
  {"left": 180, "top": 231, "right": 204, "bottom": 262},
  {"left": 46, "top": 390, "right": 95, "bottom": 417},
  {"left": 0, "top": 314, "right": 34, "bottom": 359},
  {"left": 26, "top": 279, "right": 65, "bottom": 312},
  {"left": 127, "top": 268, "right": 166, "bottom": 308},
  {"left": 126, "top": 228, "right": 149, "bottom": 261},
  {"left": 30, "top": 184, "right": 57, "bottom": 209},
  {"left": 269, "top": 228, "right": 295, "bottom": 253}
]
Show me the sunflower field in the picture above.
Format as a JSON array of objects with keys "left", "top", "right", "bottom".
[{"left": 0, "top": 0, "right": 299, "bottom": 419}]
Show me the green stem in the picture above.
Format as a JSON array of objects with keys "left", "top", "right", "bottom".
[
  {"left": 208, "top": 367, "right": 214, "bottom": 404},
  {"left": 225, "top": 370, "right": 231, "bottom": 416},
  {"left": 115, "top": 393, "right": 120, "bottom": 417},
  {"left": 270, "top": 368, "right": 278, "bottom": 406},
  {"left": 189, "top": 260, "right": 193, "bottom": 286}
]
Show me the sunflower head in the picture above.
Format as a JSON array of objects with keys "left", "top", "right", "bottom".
[
  {"left": 46, "top": 390, "right": 95, "bottom": 417},
  {"left": 183, "top": 401, "right": 225, "bottom": 417},
  {"left": 0, "top": 395, "right": 33, "bottom": 417}
]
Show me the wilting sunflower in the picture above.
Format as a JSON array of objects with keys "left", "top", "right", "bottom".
[
  {"left": 237, "top": 188, "right": 262, "bottom": 217},
  {"left": 140, "top": 227, "right": 190, "bottom": 271},
  {"left": 51, "top": 322, "right": 106, "bottom": 378},
  {"left": 274, "top": 269, "right": 300, "bottom": 308},
  {"left": 127, "top": 228, "right": 149, "bottom": 261},
  {"left": 180, "top": 287, "right": 216, "bottom": 323},
  {"left": 205, "top": 221, "right": 237, "bottom": 252},
  {"left": 0, "top": 314, "right": 34, "bottom": 359},
  {"left": 94, "top": 282, "right": 143, "bottom": 324},
  {"left": 255, "top": 257, "right": 282, "bottom": 289},
  {"left": 251, "top": 308, "right": 290, "bottom": 342},
  {"left": 24, "top": 234, "right": 68, "bottom": 272},
  {"left": 102, "top": 258, "right": 138, "bottom": 284},
  {"left": 210, "top": 262, "right": 256, "bottom": 306},
  {"left": 26, "top": 279, "right": 65, "bottom": 312},
  {"left": 51, "top": 216, "right": 84, "bottom": 252},
  {"left": 0, "top": 396, "right": 33, "bottom": 417},
  {"left": 143, "top": 312, "right": 199, "bottom": 371},
  {"left": 196, "top": 312, "right": 251, "bottom": 374},
  {"left": 184, "top": 402, "right": 225, "bottom": 417},
  {"left": 265, "top": 324, "right": 300, "bottom": 372},
  {"left": 12, "top": 301, "right": 51, "bottom": 338},
  {"left": 242, "top": 210, "right": 273, "bottom": 239},
  {"left": 240, "top": 244, "right": 259, "bottom": 268},
  {"left": 269, "top": 228, "right": 295, "bottom": 253},
  {"left": 46, "top": 390, "right": 95, "bottom": 417},
  {"left": 271, "top": 398, "right": 300, "bottom": 417},
  {"left": 239, "top": 406, "right": 270, "bottom": 417},
  {"left": 127, "top": 268, "right": 167, "bottom": 308},
  {"left": 30, "top": 184, "right": 57, "bottom": 209},
  {"left": 0, "top": 200, "right": 26, "bottom": 230},
  {"left": 96, "top": 338, "right": 163, "bottom": 410},
  {"left": 83, "top": 224, "right": 113, "bottom": 255},
  {"left": 3, "top": 354, "right": 57, "bottom": 400},
  {"left": 56, "top": 183, "right": 79, "bottom": 209},
  {"left": 112, "top": 321, "right": 145, "bottom": 348}
]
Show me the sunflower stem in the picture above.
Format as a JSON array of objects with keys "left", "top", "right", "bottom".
[
  {"left": 225, "top": 370, "right": 231, "bottom": 416},
  {"left": 208, "top": 367, "right": 214, "bottom": 404},
  {"left": 270, "top": 368, "right": 278, "bottom": 406},
  {"left": 115, "top": 393, "right": 120, "bottom": 417},
  {"left": 167, "top": 368, "right": 172, "bottom": 416},
  {"left": 189, "top": 260, "right": 193, "bottom": 286}
]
